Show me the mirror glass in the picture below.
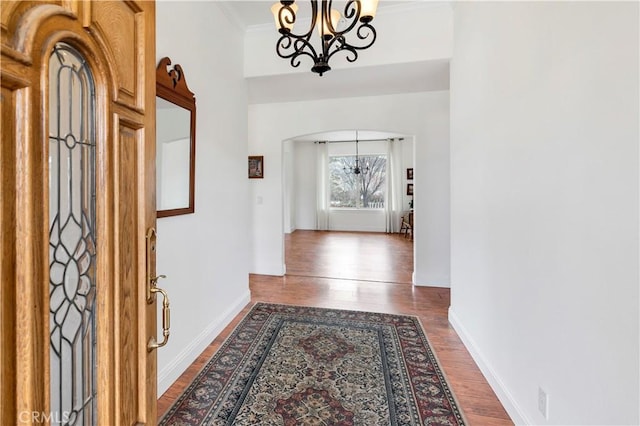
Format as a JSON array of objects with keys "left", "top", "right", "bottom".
[
  {"left": 156, "top": 97, "right": 191, "bottom": 211},
  {"left": 156, "top": 57, "right": 196, "bottom": 218}
]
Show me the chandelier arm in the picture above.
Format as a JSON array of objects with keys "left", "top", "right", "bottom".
[
  {"left": 344, "top": 0, "right": 359, "bottom": 20},
  {"left": 275, "top": 34, "right": 320, "bottom": 63},
  {"left": 323, "top": 35, "right": 357, "bottom": 63},
  {"left": 277, "top": 3, "right": 297, "bottom": 31},
  {"left": 322, "top": 0, "right": 330, "bottom": 32},
  {"left": 311, "top": 0, "right": 319, "bottom": 36},
  {"left": 341, "top": 48, "right": 359, "bottom": 64},
  {"left": 279, "top": 31, "right": 316, "bottom": 49},
  {"left": 290, "top": 49, "right": 321, "bottom": 69},
  {"left": 324, "top": 0, "right": 339, "bottom": 36},
  {"left": 324, "top": 23, "right": 376, "bottom": 64},
  {"left": 356, "top": 22, "right": 377, "bottom": 47},
  {"left": 342, "top": 22, "right": 376, "bottom": 50},
  {"left": 277, "top": 1, "right": 317, "bottom": 39},
  {"left": 275, "top": 34, "right": 294, "bottom": 55},
  {"left": 330, "top": 0, "right": 362, "bottom": 37},
  {"left": 274, "top": 0, "right": 322, "bottom": 66},
  {"left": 325, "top": 22, "right": 376, "bottom": 52},
  {"left": 293, "top": 37, "right": 319, "bottom": 59}
]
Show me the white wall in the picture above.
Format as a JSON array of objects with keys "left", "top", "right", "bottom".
[
  {"left": 328, "top": 209, "right": 386, "bottom": 232},
  {"left": 292, "top": 141, "right": 316, "bottom": 230},
  {"left": 156, "top": 1, "right": 250, "bottom": 396},
  {"left": 402, "top": 138, "right": 415, "bottom": 210},
  {"left": 283, "top": 140, "right": 295, "bottom": 233},
  {"left": 449, "top": 2, "right": 639, "bottom": 425},
  {"left": 249, "top": 91, "right": 450, "bottom": 286}
]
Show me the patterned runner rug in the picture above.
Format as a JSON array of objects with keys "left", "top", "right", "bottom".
[{"left": 159, "top": 303, "right": 466, "bottom": 425}]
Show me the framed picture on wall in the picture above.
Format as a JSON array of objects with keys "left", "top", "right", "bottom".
[
  {"left": 407, "top": 183, "right": 414, "bottom": 196},
  {"left": 406, "top": 168, "right": 413, "bottom": 180},
  {"left": 248, "top": 156, "right": 264, "bottom": 179}
]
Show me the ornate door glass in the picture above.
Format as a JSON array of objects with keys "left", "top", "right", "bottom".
[{"left": 48, "top": 42, "right": 97, "bottom": 425}]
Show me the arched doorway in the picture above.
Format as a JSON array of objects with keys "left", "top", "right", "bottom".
[{"left": 281, "top": 129, "right": 415, "bottom": 284}]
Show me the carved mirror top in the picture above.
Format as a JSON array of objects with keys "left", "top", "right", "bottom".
[{"left": 156, "top": 57, "right": 195, "bottom": 106}]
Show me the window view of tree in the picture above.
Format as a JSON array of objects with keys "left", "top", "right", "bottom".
[{"left": 329, "top": 155, "right": 387, "bottom": 208}]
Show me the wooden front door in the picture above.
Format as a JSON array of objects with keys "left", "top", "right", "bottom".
[{"left": 1, "top": 1, "right": 159, "bottom": 424}]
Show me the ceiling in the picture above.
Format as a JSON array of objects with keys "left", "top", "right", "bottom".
[
  {"left": 289, "top": 128, "right": 408, "bottom": 143},
  {"left": 222, "top": 1, "right": 450, "bottom": 105},
  {"left": 222, "top": 1, "right": 282, "bottom": 28},
  {"left": 223, "top": 1, "right": 415, "bottom": 28}
]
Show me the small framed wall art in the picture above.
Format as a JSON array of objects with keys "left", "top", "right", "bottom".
[
  {"left": 406, "top": 168, "right": 413, "bottom": 180},
  {"left": 407, "top": 183, "right": 414, "bottom": 196},
  {"left": 248, "top": 156, "right": 264, "bottom": 179}
]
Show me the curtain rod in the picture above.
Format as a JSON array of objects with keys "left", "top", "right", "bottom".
[{"left": 314, "top": 137, "right": 404, "bottom": 144}]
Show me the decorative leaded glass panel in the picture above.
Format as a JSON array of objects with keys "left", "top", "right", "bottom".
[{"left": 48, "top": 42, "right": 97, "bottom": 426}]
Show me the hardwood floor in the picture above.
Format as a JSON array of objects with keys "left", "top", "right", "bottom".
[
  {"left": 157, "top": 231, "right": 513, "bottom": 425},
  {"left": 285, "top": 230, "right": 414, "bottom": 284}
]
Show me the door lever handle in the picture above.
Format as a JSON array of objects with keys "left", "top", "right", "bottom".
[
  {"left": 151, "top": 274, "right": 166, "bottom": 285},
  {"left": 146, "top": 228, "right": 170, "bottom": 351},
  {"left": 148, "top": 275, "right": 171, "bottom": 351}
]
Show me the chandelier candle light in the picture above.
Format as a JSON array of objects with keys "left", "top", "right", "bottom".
[{"left": 271, "top": 0, "right": 380, "bottom": 76}]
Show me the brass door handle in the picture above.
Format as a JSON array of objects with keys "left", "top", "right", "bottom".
[
  {"left": 146, "top": 228, "right": 158, "bottom": 303},
  {"left": 146, "top": 228, "right": 170, "bottom": 351},
  {"left": 151, "top": 274, "right": 166, "bottom": 285},
  {"left": 148, "top": 275, "right": 171, "bottom": 351}
]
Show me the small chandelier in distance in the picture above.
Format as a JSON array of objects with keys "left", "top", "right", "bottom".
[
  {"left": 345, "top": 131, "right": 369, "bottom": 175},
  {"left": 271, "top": 0, "right": 380, "bottom": 76}
]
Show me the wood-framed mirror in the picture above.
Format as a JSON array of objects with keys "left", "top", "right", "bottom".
[{"left": 156, "top": 57, "right": 196, "bottom": 218}]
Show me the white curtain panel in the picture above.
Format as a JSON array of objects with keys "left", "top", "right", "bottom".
[
  {"left": 385, "top": 138, "right": 404, "bottom": 233},
  {"left": 315, "top": 142, "right": 330, "bottom": 230}
]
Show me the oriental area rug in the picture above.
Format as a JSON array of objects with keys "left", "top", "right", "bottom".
[{"left": 159, "top": 303, "right": 466, "bottom": 426}]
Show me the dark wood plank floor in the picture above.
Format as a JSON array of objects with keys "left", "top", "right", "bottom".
[{"left": 157, "top": 230, "right": 513, "bottom": 425}]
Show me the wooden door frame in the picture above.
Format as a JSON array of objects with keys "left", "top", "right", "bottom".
[{"left": 1, "top": 1, "right": 157, "bottom": 424}]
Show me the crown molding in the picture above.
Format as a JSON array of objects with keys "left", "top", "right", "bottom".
[
  {"left": 217, "top": 2, "right": 248, "bottom": 32},
  {"left": 246, "top": 1, "right": 453, "bottom": 33}
]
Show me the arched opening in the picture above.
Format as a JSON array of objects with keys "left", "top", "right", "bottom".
[{"left": 282, "top": 129, "right": 415, "bottom": 284}]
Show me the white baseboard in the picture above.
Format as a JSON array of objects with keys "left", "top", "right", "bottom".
[
  {"left": 157, "top": 290, "right": 251, "bottom": 395},
  {"left": 413, "top": 281, "right": 451, "bottom": 288},
  {"left": 413, "top": 275, "right": 451, "bottom": 288},
  {"left": 413, "top": 271, "right": 451, "bottom": 288},
  {"left": 448, "top": 307, "right": 531, "bottom": 425},
  {"left": 328, "top": 226, "right": 386, "bottom": 232},
  {"left": 250, "top": 262, "right": 285, "bottom": 276}
]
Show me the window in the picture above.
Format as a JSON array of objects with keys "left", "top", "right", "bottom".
[
  {"left": 48, "top": 42, "right": 97, "bottom": 424},
  {"left": 329, "top": 155, "right": 386, "bottom": 208}
]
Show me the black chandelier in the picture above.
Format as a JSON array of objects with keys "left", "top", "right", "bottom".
[
  {"left": 271, "top": 0, "right": 379, "bottom": 76},
  {"left": 345, "top": 131, "right": 369, "bottom": 175}
]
